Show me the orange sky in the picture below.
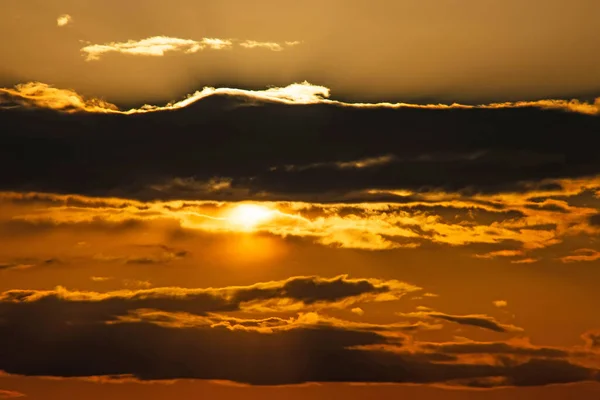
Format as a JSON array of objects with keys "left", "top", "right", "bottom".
[{"left": 0, "top": 1, "right": 599, "bottom": 399}]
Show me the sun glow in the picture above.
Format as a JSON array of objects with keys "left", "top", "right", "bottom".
[{"left": 227, "top": 204, "right": 275, "bottom": 229}]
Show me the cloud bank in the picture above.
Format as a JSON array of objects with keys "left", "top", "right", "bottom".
[{"left": 0, "top": 275, "right": 598, "bottom": 387}]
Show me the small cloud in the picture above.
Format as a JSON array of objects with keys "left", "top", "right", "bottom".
[
  {"left": 493, "top": 300, "right": 508, "bottom": 308},
  {"left": 582, "top": 330, "right": 600, "bottom": 349},
  {"left": 474, "top": 250, "right": 524, "bottom": 259},
  {"left": 351, "top": 307, "right": 364, "bottom": 316},
  {"left": 423, "top": 293, "right": 439, "bottom": 298},
  {"left": 399, "top": 311, "right": 523, "bottom": 333},
  {"left": 57, "top": 14, "right": 72, "bottom": 27},
  {"left": 560, "top": 249, "right": 600, "bottom": 263},
  {"left": 91, "top": 276, "right": 113, "bottom": 282},
  {"left": 239, "top": 40, "right": 283, "bottom": 51},
  {"left": 123, "top": 279, "right": 152, "bottom": 288},
  {"left": 0, "top": 263, "right": 34, "bottom": 271},
  {"left": 511, "top": 258, "right": 539, "bottom": 264}
]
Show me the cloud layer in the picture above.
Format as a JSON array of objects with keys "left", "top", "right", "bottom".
[
  {"left": 0, "top": 275, "right": 598, "bottom": 387},
  {"left": 1, "top": 82, "right": 599, "bottom": 206}
]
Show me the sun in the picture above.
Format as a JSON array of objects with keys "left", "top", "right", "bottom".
[{"left": 227, "top": 204, "right": 275, "bottom": 229}]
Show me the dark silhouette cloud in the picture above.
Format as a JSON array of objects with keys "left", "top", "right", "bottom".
[
  {"left": 421, "top": 341, "right": 571, "bottom": 358},
  {"left": 1, "top": 90, "right": 599, "bottom": 201},
  {"left": 0, "top": 306, "right": 596, "bottom": 386},
  {"left": 0, "top": 275, "right": 418, "bottom": 320},
  {"left": 400, "top": 312, "right": 523, "bottom": 333},
  {"left": 0, "top": 276, "right": 597, "bottom": 387}
]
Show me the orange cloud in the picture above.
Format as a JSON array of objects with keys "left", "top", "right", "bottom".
[
  {"left": 0, "top": 390, "right": 25, "bottom": 399},
  {"left": 493, "top": 300, "right": 508, "bottom": 308},
  {"left": 560, "top": 249, "right": 600, "bottom": 263},
  {"left": 1, "top": 174, "right": 597, "bottom": 252},
  {"left": 474, "top": 250, "right": 524, "bottom": 259},
  {"left": 0, "top": 275, "right": 421, "bottom": 314},
  {"left": 0, "top": 82, "right": 118, "bottom": 113}
]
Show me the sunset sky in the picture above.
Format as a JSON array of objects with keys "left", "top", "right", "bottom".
[{"left": 1, "top": 1, "right": 600, "bottom": 399}]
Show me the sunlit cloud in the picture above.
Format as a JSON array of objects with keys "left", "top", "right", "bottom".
[
  {"left": 0, "top": 269, "right": 598, "bottom": 387},
  {"left": 474, "top": 250, "right": 524, "bottom": 260},
  {"left": 493, "top": 300, "right": 508, "bottom": 308},
  {"left": 80, "top": 36, "right": 300, "bottom": 61},
  {"left": 2, "top": 81, "right": 599, "bottom": 116},
  {"left": 80, "top": 36, "right": 233, "bottom": 61},
  {"left": 238, "top": 40, "right": 301, "bottom": 51},
  {"left": 351, "top": 307, "right": 365, "bottom": 315},
  {"left": 0, "top": 174, "right": 598, "bottom": 252},
  {"left": 56, "top": 14, "right": 72, "bottom": 27},
  {"left": 0, "top": 275, "right": 421, "bottom": 316},
  {"left": 0, "top": 82, "right": 118, "bottom": 113},
  {"left": 511, "top": 258, "right": 540, "bottom": 264},
  {"left": 117, "top": 310, "right": 435, "bottom": 337},
  {"left": 239, "top": 40, "right": 284, "bottom": 51}
]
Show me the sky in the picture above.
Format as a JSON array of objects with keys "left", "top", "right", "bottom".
[{"left": 0, "top": 1, "right": 599, "bottom": 399}]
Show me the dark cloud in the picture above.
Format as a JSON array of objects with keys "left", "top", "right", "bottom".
[
  {"left": 1, "top": 91, "right": 599, "bottom": 201},
  {"left": 415, "top": 312, "right": 523, "bottom": 333},
  {"left": 421, "top": 341, "right": 571, "bottom": 358},
  {"left": 583, "top": 331, "right": 600, "bottom": 349},
  {"left": 589, "top": 214, "right": 600, "bottom": 226},
  {"left": 0, "top": 258, "right": 58, "bottom": 271},
  {"left": 0, "top": 308, "right": 597, "bottom": 386},
  {"left": 0, "top": 275, "right": 417, "bottom": 321},
  {"left": 0, "top": 264, "right": 27, "bottom": 272},
  {"left": 0, "top": 276, "right": 598, "bottom": 386},
  {"left": 99, "top": 245, "right": 189, "bottom": 265}
]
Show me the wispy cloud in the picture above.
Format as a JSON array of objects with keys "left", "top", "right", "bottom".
[
  {"left": 560, "top": 249, "right": 600, "bottom": 263},
  {"left": 81, "top": 36, "right": 233, "bottom": 61},
  {"left": 81, "top": 36, "right": 301, "bottom": 61},
  {"left": 398, "top": 311, "right": 523, "bottom": 333},
  {"left": 474, "top": 250, "right": 524, "bottom": 260},
  {"left": 0, "top": 390, "right": 25, "bottom": 399},
  {"left": 239, "top": 40, "right": 284, "bottom": 51}
]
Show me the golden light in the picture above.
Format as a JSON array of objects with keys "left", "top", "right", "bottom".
[{"left": 227, "top": 204, "right": 275, "bottom": 230}]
